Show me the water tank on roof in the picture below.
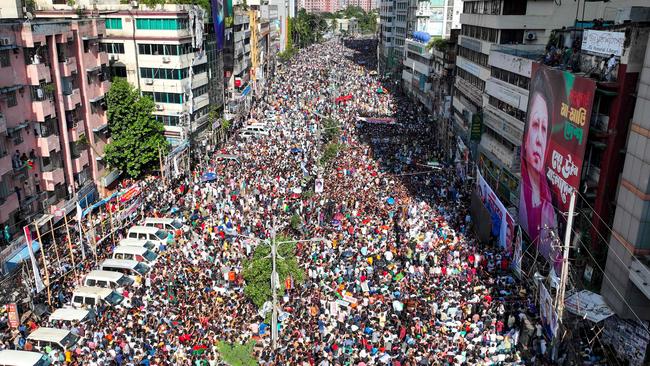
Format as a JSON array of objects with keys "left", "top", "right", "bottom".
[{"left": 412, "top": 31, "right": 431, "bottom": 43}]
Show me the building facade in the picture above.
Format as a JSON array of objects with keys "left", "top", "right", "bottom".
[{"left": 0, "top": 16, "right": 108, "bottom": 238}]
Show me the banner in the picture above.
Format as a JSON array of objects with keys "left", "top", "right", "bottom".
[
  {"left": 477, "top": 169, "right": 515, "bottom": 252},
  {"left": 519, "top": 63, "right": 595, "bottom": 270},
  {"left": 6, "top": 303, "right": 19, "bottom": 328},
  {"left": 511, "top": 227, "right": 523, "bottom": 278},
  {"left": 211, "top": 0, "right": 225, "bottom": 50},
  {"left": 315, "top": 178, "right": 324, "bottom": 194},
  {"left": 23, "top": 226, "right": 45, "bottom": 293},
  {"left": 539, "top": 282, "right": 559, "bottom": 339}
]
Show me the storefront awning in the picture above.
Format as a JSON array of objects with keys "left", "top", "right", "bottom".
[
  {"left": 4, "top": 241, "right": 40, "bottom": 273},
  {"left": 565, "top": 290, "right": 614, "bottom": 323}
]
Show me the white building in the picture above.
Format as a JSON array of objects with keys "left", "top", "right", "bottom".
[
  {"left": 380, "top": 0, "right": 459, "bottom": 80},
  {"left": 34, "top": 0, "right": 211, "bottom": 146}
]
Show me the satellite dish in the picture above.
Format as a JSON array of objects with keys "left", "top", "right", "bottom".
[{"left": 25, "top": 12, "right": 34, "bottom": 20}]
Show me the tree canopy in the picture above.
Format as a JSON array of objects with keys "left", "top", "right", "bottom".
[
  {"left": 104, "top": 78, "right": 169, "bottom": 178},
  {"left": 242, "top": 234, "right": 305, "bottom": 308}
]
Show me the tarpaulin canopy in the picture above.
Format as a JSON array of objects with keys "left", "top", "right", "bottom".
[
  {"left": 565, "top": 290, "right": 614, "bottom": 323},
  {"left": 201, "top": 172, "right": 217, "bottom": 182},
  {"left": 4, "top": 241, "right": 39, "bottom": 272}
]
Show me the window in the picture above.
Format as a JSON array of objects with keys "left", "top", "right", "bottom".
[
  {"left": 461, "top": 25, "right": 498, "bottom": 43},
  {"left": 491, "top": 66, "right": 530, "bottom": 89},
  {"left": 105, "top": 18, "right": 123, "bottom": 30},
  {"left": 154, "top": 115, "right": 180, "bottom": 126},
  {"left": 457, "top": 46, "right": 489, "bottom": 68},
  {"left": 193, "top": 63, "right": 208, "bottom": 75},
  {"left": 192, "top": 84, "right": 209, "bottom": 97},
  {"left": 136, "top": 18, "right": 189, "bottom": 30},
  {"left": 0, "top": 51, "right": 9, "bottom": 67},
  {"left": 139, "top": 67, "right": 189, "bottom": 80},
  {"left": 138, "top": 43, "right": 193, "bottom": 55},
  {"left": 488, "top": 96, "right": 526, "bottom": 122},
  {"left": 6, "top": 91, "right": 17, "bottom": 107},
  {"left": 142, "top": 91, "right": 184, "bottom": 104},
  {"left": 500, "top": 29, "right": 525, "bottom": 45},
  {"left": 101, "top": 42, "right": 125, "bottom": 54},
  {"left": 457, "top": 68, "right": 486, "bottom": 91}
]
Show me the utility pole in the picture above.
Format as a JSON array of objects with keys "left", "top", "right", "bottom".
[
  {"left": 270, "top": 229, "right": 279, "bottom": 350},
  {"left": 555, "top": 191, "right": 576, "bottom": 320}
]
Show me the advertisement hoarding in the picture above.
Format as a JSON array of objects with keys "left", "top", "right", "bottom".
[
  {"left": 212, "top": 0, "right": 225, "bottom": 50},
  {"left": 519, "top": 63, "right": 595, "bottom": 270},
  {"left": 477, "top": 169, "right": 515, "bottom": 252}
]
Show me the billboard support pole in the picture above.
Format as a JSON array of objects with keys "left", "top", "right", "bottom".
[{"left": 555, "top": 191, "right": 576, "bottom": 320}]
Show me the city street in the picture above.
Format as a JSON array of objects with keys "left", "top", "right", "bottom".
[{"left": 8, "top": 39, "right": 537, "bottom": 365}]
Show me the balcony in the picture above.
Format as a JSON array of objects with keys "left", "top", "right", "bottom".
[
  {"left": 483, "top": 105, "right": 523, "bottom": 145},
  {"left": 36, "top": 134, "right": 61, "bottom": 157},
  {"left": 59, "top": 57, "right": 77, "bottom": 77},
  {"left": 71, "top": 151, "right": 89, "bottom": 173},
  {"left": 32, "top": 100, "right": 57, "bottom": 121},
  {"left": 63, "top": 89, "right": 81, "bottom": 111},
  {"left": 41, "top": 167, "right": 65, "bottom": 191},
  {"left": 26, "top": 63, "right": 51, "bottom": 85}
]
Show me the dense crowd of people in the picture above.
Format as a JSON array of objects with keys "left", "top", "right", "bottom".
[{"left": 0, "top": 38, "right": 554, "bottom": 365}]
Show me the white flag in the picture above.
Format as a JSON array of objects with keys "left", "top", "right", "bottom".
[
  {"left": 23, "top": 226, "right": 45, "bottom": 293},
  {"left": 76, "top": 203, "right": 86, "bottom": 260}
]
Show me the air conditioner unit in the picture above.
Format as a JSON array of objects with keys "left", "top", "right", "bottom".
[
  {"left": 0, "top": 38, "right": 10, "bottom": 46},
  {"left": 155, "top": 104, "right": 164, "bottom": 111},
  {"left": 525, "top": 31, "right": 537, "bottom": 41},
  {"left": 145, "top": 79, "right": 154, "bottom": 85},
  {"left": 130, "top": 0, "right": 138, "bottom": 8},
  {"left": 162, "top": 56, "right": 171, "bottom": 63},
  {"left": 110, "top": 54, "right": 119, "bottom": 61}
]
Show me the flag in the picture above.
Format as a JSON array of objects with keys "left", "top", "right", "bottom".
[
  {"left": 23, "top": 226, "right": 45, "bottom": 293},
  {"left": 76, "top": 202, "right": 86, "bottom": 260}
]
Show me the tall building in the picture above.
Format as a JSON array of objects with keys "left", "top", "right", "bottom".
[
  {"left": 601, "top": 25, "right": 650, "bottom": 320},
  {"left": 36, "top": 1, "right": 218, "bottom": 149},
  {"left": 379, "top": 0, "right": 457, "bottom": 80},
  {"left": 0, "top": 9, "right": 107, "bottom": 238}
]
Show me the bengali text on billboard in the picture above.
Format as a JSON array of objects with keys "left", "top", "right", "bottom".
[{"left": 519, "top": 63, "right": 595, "bottom": 269}]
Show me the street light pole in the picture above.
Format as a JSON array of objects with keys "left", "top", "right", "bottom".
[{"left": 270, "top": 229, "right": 278, "bottom": 350}]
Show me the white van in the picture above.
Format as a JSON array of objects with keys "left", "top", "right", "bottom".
[
  {"left": 83, "top": 270, "right": 134, "bottom": 290},
  {"left": 126, "top": 226, "right": 170, "bottom": 246},
  {"left": 27, "top": 327, "right": 79, "bottom": 352},
  {"left": 99, "top": 259, "right": 150, "bottom": 280},
  {"left": 118, "top": 238, "right": 159, "bottom": 253},
  {"left": 112, "top": 246, "right": 158, "bottom": 264},
  {"left": 48, "top": 308, "right": 95, "bottom": 324},
  {"left": 242, "top": 125, "right": 269, "bottom": 135},
  {"left": 0, "top": 350, "right": 51, "bottom": 366},
  {"left": 70, "top": 286, "right": 124, "bottom": 308},
  {"left": 143, "top": 217, "right": 188, "bottom": 234}
]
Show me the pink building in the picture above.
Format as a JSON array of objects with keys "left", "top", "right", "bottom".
[
  {"left": 300, "top": 0, "right": 339, "bottom": 13},
  {"left": 0, "top": 18, "right": 110, "bottom": 235}
]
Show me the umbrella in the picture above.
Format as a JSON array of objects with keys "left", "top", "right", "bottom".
[
  {"left": 290, "top": 147, "right": 303, "bottom": 153},
  {"left": 334, "top": 213, "right": 344, "bottom": 221},
  {"left": 386, "top": 197, "right": 395, "bottom": 205},
  {"left": 201, "top": 172, "right": 217, "bottom": 182}
]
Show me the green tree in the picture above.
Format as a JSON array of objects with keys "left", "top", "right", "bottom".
[
  {"left": 104, "top": 78, "right": 169, "bottom": 178},
  {"left": 242, "top": 234, "right": 305, "bottom": 308}
]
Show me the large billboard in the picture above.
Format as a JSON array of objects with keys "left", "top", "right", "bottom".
[
  {"left": 477, "top": 169, "right": 515, "bottom": 252},
  {"left": 519, "top": 63, "right": 595, "bottom": 269},
  {"left": 211, "top": 0, "right": 225, "bottom": 50}
]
